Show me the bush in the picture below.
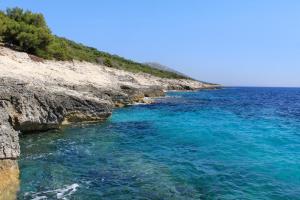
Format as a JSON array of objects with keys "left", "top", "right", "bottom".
[
  {"left": 1, "top": 8, "right": 52, "bottom": 54},
  {"left": 6, "top": 7, "right": 47, "bottom": 28},
  {"left": 103, "top": 58, "right": 113, "bottom": 67},
  {"left": 47, "top": 37, "right": 71, "bottom": 60}
]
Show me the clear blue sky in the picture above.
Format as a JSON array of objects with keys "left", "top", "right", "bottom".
[{"left": 1, "top": 0, "right": 300, "bottom": 87}]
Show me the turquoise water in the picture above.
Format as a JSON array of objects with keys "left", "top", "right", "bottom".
[{"left": 18, "top": 88, "right": 300, "bottom": 199}]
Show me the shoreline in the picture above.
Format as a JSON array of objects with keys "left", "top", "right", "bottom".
[{"left": 0, "top": 46, "right": 220, "bottom": 199}]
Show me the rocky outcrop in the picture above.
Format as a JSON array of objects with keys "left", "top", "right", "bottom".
[
  {"left": 0, "top": 78, "right": 113, "bottom": 132},
  {"left": 119, "top": 85, "right": 165, "bottom": 105},
  {"left": 0, "top": 78, "right": 115, "bottom": 199},
  {"left": 0, "top": 77, "right": 169, "bottom": 163},
  {"left": 0, "top": 102, "right": 20, "bottom": 200},
  {"left": 0, "top": 45, "right": 219, "bottom": 153},
  {"left": 0, "top": 108, "right": 19, "bottom": 159},
  {"left": 0, "top": 46, "right": 220, "bottom": 198}
]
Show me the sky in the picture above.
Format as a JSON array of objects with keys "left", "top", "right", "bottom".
[{"left": 1, "top": 0, "right": 300, "bottom": 87}]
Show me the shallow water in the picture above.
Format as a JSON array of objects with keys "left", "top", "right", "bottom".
[{"left": 18, "top": 88, "right": 300, "bottom": 199}]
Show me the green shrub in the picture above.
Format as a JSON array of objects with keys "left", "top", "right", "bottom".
[
  {"left": 6, "top": 7, "right": 47, "bottom": 28},
  {"left": 103, "top": 58, "right": 113, "bottom": 67},
  {"left": 47, "top": 37, "right": 71, "bottom": 60},
  {"left": 1, "top": 8, "right": 52, "bottom": 54}
]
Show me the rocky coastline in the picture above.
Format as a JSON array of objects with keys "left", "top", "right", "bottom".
[{"left": 0, "top": 46, "right": 220, "bottom": 199}]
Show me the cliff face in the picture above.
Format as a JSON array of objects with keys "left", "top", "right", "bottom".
[
  {"left": 0, "top": 96, "right": 20, "bottom": 200},
  {"left": 0, "top": 46, "right": 219, "bottom": 198}
]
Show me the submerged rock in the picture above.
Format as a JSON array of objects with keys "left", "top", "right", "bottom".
[{"left": 0, "top": 160, "right": 19, "bottom": 200}]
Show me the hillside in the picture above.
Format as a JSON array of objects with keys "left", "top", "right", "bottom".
[
  {"left": 0, "top": 8, "right": 188, "bottom": 79},
  {"left": 144, "top": 62, "right": 191, "bottom": 78}
]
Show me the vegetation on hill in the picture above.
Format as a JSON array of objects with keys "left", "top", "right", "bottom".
[
  {"left": 0, "top": 7, "right": 188, "bottom": 79},
  {"left": 145, "top": 62, "right": 192, "bottom": 78}
]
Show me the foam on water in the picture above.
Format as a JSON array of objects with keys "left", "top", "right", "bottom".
[{"left": 24, "top": 184, "right": 79, "bottom": 200}]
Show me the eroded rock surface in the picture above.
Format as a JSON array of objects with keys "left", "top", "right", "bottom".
[
  {"left": 0, "top": 106, "right": 19, "bottom": 200},
  {"left": 0, "top": 107, "right": 19, "bottom": 159},
  {"left": 0, "top": 46, "right": 220, "bottom": 198},
  {"left": 0, "top": 78, "right": 113, "bottom": 132},
  {"left": 0, "top": 46, "right": 219, "bottom": 155}
]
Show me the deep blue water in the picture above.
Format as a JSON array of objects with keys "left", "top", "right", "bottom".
[{"left": 18, "top": 87, "right": 300, "bottom": 200}]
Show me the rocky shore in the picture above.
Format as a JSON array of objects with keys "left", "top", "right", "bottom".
[{"left": 0, "top": 46, "right": 219, "bottom": 199}]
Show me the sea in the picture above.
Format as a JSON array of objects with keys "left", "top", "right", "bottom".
[{"left": 18, "top": 87, "right": 300, "bottom": 200}]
